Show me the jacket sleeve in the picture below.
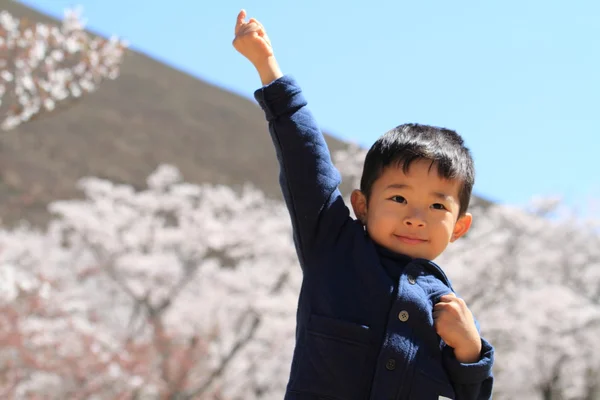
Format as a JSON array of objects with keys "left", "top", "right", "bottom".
[
  {"left": 254, "top": 75, "right": 349, "bottom": 267},
  {"left": 442, "top": 337, "right": 494, "bottom": 399}
]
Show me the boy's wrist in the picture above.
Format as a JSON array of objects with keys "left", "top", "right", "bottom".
[
  {"left": 453, "top": 339, "right": 482, "bottom": 363},
  {"left": 255, "top": 56, "right": 283, "bottom": 86}
]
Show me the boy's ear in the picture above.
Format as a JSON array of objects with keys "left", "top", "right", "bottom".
[
  {"left": 450, "top": 212, "right": 472, "bottom": 242},
  {"left": 351, "top": 189, "right": 368, "bottom": 224}
]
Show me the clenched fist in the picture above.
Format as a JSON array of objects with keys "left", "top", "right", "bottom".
[
  {"left": 233, "top": 10, "right": 282, "bottom": 85},
  {"left": 433, "top": 292, "right": 482, "bottom": 363}
]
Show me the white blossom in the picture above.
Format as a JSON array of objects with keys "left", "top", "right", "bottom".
[{"left": 0, "top": 8, "right": 126, "bottom": 130}]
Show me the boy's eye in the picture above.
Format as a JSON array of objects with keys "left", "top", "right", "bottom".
[
  {"left": 390, "top": 195, "right": 407, "bottom": 203},
  {"left": 431, "top": 203, "right": 447, "bottom": 210}
]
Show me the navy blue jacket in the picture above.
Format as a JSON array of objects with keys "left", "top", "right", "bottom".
[{"left": 254, "top": 75, "right": 494, "bottom": 400}]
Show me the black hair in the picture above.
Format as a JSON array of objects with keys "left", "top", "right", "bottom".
[{"left": 359, "top": 123, "right": 475, "bottom": 216}]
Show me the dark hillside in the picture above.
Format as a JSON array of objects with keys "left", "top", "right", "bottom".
[{"left": 0, "top": 0, "right": 353, "bottom": 226}]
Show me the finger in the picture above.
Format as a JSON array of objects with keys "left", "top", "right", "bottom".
[
  {"left": 243, "top": 22, "right": 262, "bottom": 32},
  {"left": 438, "top": 292, "right": 457, "bottom": 303},
  {"left": 237, "top": 24, "right": 261, "bottom": 39},
  {"left": 433, "top": 302, "right": 448, "bottom": 313},
  {"left": 248, "top": 18, "right": 264, "bottom": 28},
  {"left": 235, "top": 9, "right": 247, "bottom": 35},
  {"left": 248, "top": 18, "right": 266, "bottom": 36}
]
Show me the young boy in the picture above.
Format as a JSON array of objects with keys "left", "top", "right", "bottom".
[{"left": 233, "top": 10, "right": 494, "bottom": 400}]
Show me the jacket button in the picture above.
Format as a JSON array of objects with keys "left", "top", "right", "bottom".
[
  {"left": 385, "top": 358, "right": 396, "bottom": 370},
  {"left": 398, "top": 310, "right": 409, "bottom": 322},
  {"left": 407, "top": 275, "right": 416, "bottom": 284}
]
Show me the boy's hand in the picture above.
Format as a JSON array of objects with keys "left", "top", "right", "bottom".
[
  {"left": 433, "top": 292, "right": 482, "bottom": 363},
  {"left": 233, "top": 10, "right": 282, "bottom": 85}
]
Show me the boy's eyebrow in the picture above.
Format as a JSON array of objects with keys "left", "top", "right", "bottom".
[
  {"left": 431, "top": 192, "right": 453, "bottom": 201},
  {"left": 385, "top": 183, "right": 453, "bottom": 201},
  {"left": 386, "top": 183, "right": 412, "bottom": 191}
]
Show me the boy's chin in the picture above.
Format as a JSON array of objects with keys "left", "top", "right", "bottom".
[{"left": 386, "top": 244, "right": 433, "bottom": 260}]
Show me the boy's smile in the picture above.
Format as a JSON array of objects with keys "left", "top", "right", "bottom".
[
  {"left": 351, "top": 159, "right": 472, "bottom": 260},
  {"left": 394, "top": 234, "right": 428, "bottom": 245}
]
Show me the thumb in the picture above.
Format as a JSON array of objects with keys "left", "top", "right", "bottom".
[{"left": 235, "top": 9, "right": 246, "bottom": 34}]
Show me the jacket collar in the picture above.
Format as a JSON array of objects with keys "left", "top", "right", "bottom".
[{"left": 373, "top": 240, "right": 453, "bottom": 289}]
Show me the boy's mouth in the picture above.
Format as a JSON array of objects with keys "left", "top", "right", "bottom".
[{"left": 394, "top": 235, "right": 428, "bottom": 245}]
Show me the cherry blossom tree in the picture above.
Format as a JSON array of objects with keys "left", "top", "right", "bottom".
[
  {"left": 0, "top": 8, "right": 126, "bottom": 131},
  {"left": 0, "top": 142, "right": 597, "bottom": 399},
  {"left": 0, "top": 225, "right": 142, "bottom": 398},
  {"left": 0, "top": 164, "right": 300, "bottom": 398}
]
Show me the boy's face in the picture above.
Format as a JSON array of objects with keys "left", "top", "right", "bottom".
[{"left": 351, "top": 159, "right": 472, "bottom": 260}]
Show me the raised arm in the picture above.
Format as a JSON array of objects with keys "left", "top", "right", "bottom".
[{"left": 233, "top": 10, "right": 347, "bottom": 265}]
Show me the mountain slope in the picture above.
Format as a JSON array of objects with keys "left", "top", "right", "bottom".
[{"left": 0, "top": 0, "right": 353, "bottom": 227}]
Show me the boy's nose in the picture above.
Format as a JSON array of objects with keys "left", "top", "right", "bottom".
[{"left": 403, "top": 214, "right": 426, "bottom": 228}]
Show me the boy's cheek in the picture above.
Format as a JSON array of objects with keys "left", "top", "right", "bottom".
[{"left": 377, "top": 206, "right": 404, "bottom": 223}]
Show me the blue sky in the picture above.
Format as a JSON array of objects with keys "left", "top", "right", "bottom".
[{"left": 18, "top": 0, "right": 599, "bottom": 209}]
